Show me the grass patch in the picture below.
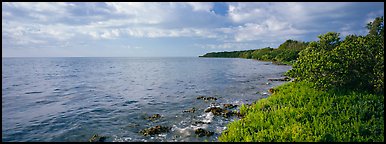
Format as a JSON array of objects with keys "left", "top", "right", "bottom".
[{"left": 219, "top": 81, "right": 384, "bottom": 142}]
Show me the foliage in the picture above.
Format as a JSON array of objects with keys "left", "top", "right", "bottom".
[
  {"left": 219, "top": 82, "right": 384, "bottom": 142},
  {"left": 200, "top": 40, "right": 308, "bottom": 65},
  {"left": 286, "top": 17, "right": 384, "bottom": 93},
  {"left": 219, "top": 17, "right": 384, "bottom": 142}
]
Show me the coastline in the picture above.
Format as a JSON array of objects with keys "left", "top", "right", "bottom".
[{"left": 214, "top": 58, "right": 384, "bottom": 142}]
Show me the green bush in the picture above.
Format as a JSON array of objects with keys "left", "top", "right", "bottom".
[
  {"left": 219, "top": 82, "right": 384, "bottom": 142},
  {"left": 287, "top": 17, "right": 384, "bottom": 93}
]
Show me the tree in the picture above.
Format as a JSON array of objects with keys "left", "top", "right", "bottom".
[{"left": 287, "top": 17, "right": 384, "bottom": 93}]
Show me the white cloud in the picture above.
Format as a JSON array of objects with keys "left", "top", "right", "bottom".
[
  {"left": 4, "top": 2, "right": 73, "bottom": 14},
  {"left": 186, "top": 2, "right": 213, "bottom": 11},
  {"left": 127, "top": 45, "right": 142, "bottom": 49},
  {"left": 100, "top": 29, "right": 120, "bottom": 39},
  {"left": 2, "top": 2, "right": 384, "bottom": 57},
  {"left": 124, "top": 27, "right": 219, "bottom": 38}
]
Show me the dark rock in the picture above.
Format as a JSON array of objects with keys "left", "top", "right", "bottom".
[
  {"left": 140, "top": 125, "right": 171, "bottom": 136},
  {"left": 204, "top": 97, "right": 217, "bottom": 101},
  {"left": 204, "top": 107, "right": 239, "bottom": 118},
  {"left": 268, "top": 88, "right": 275, "bottom": 94},
  {"left": 223, "top": 104, "right": 238, "bottom": 109},
  {"left": 196, "top": 96, "right": 205, "bottom": 99},
  {"left": 89, "top": 134, "right": 108, "bottom": 142},
  {"left": 204, "top": 107, "right": 223, "bottom": 116},
  {"left": 183, "top": 107, "right": 196, "bottom": 113},
  {"left": 195, "top": 128, "right": 214, "bottom": 137},
  {"left": 222, "top": 110, "right": 234, "bottom": 118},
  {"left": 147, "top": 114, "right": 161, "bottom": 121},
  {"left": 196, "top": 96, "right": 217, "bottom": 101},
  {"left": 193, "top": 121, "right": 211, "bottom": 125}
]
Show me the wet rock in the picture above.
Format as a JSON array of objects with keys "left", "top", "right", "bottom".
[
  {"left": 146, "top": 114, "right": 161, "bottom": 121},
  {"left": 204, "top": 107, "right": 223, "bottom": 116},
  {"left": 193, "top": 121, "right": 211, "bottom": 125},
  {"left": 222, "top": 110, "right": 234, "bottom": 118},
  {"left": 140, "top": 125, "right": 171, "bottom": 136},
  {"left": 268, "top": 77, "right": 291, "bottom": 81},
  {"left": 89, "top": 134, "right": 108, "bottom": 142},
  {"left": 183, "top": 107, "right": 196, "bottom": 113},
  {"left": 195, "top": 128, "right": 214, "bottom": 137},
  {"left": 204, "top": 97, "right": 217, "bottom": 101},
  {"left": 268, "top": 88, "right": 275, "bottom": 94},
  {"left": 210, "top": 102, "right": 220, "bottom": 107},
  {"left": 204, "top": 107, "right": 238, "bottom": 118},
  {"left": 196, "top": 96, "right": 217, "bottom": 101},
  {"left": 223, "top": 104, "right": 238, "bottom": 109},
  {"left": 196, "top": 96, "right": 205, "bottom": 99}
]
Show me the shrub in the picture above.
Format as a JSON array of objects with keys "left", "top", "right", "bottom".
[{"left": 287, "top": 17, "right": 384, "bottom": 93}]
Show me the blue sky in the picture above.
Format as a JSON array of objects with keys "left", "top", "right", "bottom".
[{"left": 2, "top": 2, "right": 384, "bottom": 57}]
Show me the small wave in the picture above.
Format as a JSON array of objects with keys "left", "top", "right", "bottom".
[
  {"left": 35, "top": 100, "right": 57, "bottom": 105},
  {"left": 172, "top": 125, "right": 193, "bottom": 136},
  {"left": 25, "top": 91, "right": 43, "bottom": 94},
  {"left": 199, "top": 112, "right": 214, "bottom": 124},
  {"left": 122, "top": 100, "right": 138, "bottom": 106}
]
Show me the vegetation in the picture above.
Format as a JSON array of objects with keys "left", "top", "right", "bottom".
[
  {"left": 218, "top": 16, "right": 384, "bottom": 142},
  {"left": 219, "top": 82, "right": 384, "bottom": 142},
  {"left": 286, "top": 17, "right": 384, "bottom": 94},
  {"left": 200, "top": 40, "right": 309, "bottom": 65}
]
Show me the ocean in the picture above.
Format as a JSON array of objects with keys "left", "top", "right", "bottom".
[{"left": 2, "top": 57, "right": 291, "bottom": 142}]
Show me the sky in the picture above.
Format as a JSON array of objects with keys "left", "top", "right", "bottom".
[{"left": 2, "top": 2, "right": 384, "bottom": 57}]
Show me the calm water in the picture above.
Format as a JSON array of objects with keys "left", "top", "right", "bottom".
[{"left": 2, "top": 57, "right": 291, "bottom": 142}]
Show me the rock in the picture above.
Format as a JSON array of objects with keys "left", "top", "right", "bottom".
[
  {"left": 204, "top": 107, "right": 238, "bottom": 118},
  {"left": 147, "top": 114, "right": 161, "bottom": 121},
  {"left": 183, "top": 107, "right": 196, "bottom": 113},
  {"left": 140, "top": 125, "right": 171, "bottom": 136},
  {"left": 195, "top": 128, "right": 214, "bottom": 137},
  {"left": 89, "top": 134, "right": 108, "bottom": 142},
  {"left": 205, "top": 97, "right": 217, "bottom": 101},
  {"left": 222, "top": 110, "right": 234, "bottom": 118},
  {"left": 210, "top": 102, "right": 220, "bottom": 107},
  {"left": 193, "top": 121, "right": 211, "bottom": 125},
  {"left": 268, "top": 88, "right": 275, "bottom": 94},
  {"left": 196, "top": 96, "right": 205, "bottom": 99},
  {"left": 196, "top": 96, "right": 217, "bottom": 101},
  {"left": 223, "top": 104, "right": 237, "bottom": 109},
  {"left": 204, "top": 107, "right": 223, "bottom": 116}
]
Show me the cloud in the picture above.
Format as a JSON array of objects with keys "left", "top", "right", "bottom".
[
  {"left": 127, "top": 45, "right": 142, "bottom": 49},
  {"left": 2, "top": 2, "right": 384, "bottom": 57},
  {"left": 186, "top": 2, "right": 213, "bottom": 11}
]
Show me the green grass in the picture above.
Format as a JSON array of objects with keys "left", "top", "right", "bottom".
[{"left": 219, "top": 81, "right": 384, "bottom": 142}]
